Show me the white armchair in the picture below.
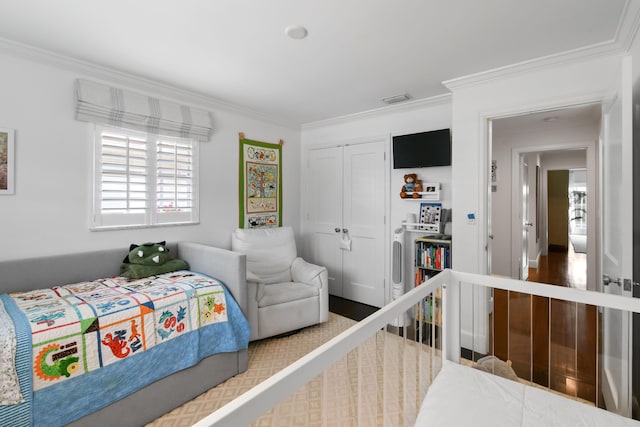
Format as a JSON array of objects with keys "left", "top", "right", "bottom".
[{"left": 231, "top": 226, "right": 329, "bottom": 341}]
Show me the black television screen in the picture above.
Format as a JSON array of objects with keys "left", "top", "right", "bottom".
[{"left": 392, "top": 129, "right": 451, "bottom": 168}]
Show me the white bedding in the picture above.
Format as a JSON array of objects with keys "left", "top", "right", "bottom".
[{"left": 416, "top": 360, "right": 640, "bottom": 426}]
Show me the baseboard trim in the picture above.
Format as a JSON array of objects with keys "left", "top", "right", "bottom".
[{"left": 529, "top": 252, "right": 540, "bottom": 269}]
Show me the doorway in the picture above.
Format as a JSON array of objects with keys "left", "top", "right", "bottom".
[
  {"left": 489, "top": 105, "right": 599, "bottom": 289},
  {"left": 569, "top": 169, "right": 588, "bottom": 256},
  {"left": 489, "top": 104, "right": 601, "bottom": 403},
  {"left": 483, "top": 56, "right": 635, "bottom": 417},
  {"left": 530, "top": 168, "right": 587, "bottom": 290}
]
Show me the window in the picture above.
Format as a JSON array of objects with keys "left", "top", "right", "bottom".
[{"left": 92, "top": 125, "right": 199, "bottom": 229}]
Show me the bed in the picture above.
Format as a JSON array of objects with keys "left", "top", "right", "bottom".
[
  {"left": 0, "top": 241, "right": 249, "bottom": 427},
  {"left": 416, "top": 360, "right": 639, "bottom": 426},
  {"left": 189, "top": 269, "right": 640, "bottom": 427}
]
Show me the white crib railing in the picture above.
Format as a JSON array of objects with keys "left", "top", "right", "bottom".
[{"left": 193, "top": 270, "right": 640, "bottom": 426}]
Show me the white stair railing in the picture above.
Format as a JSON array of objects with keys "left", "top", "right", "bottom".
[
  {"left": 193, "top": 271, "right": 449, "bottom": 427},
  {"left": 194, "top": 270, "right": 640, "bottom": 426}
]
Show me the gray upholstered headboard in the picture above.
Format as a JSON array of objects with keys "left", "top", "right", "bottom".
[{"left": 0, "top": 242, "right": 247, "bottom": 314}]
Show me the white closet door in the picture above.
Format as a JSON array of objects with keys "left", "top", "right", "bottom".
[
  {"left": 306, "top": 140, "right": 387, "bottom": 307},
  {"left": 307, "top": 146, "right": 344, "bottom": 297},
  {"left": 342, "top": 141, "right": 386, "bottom": 307}
]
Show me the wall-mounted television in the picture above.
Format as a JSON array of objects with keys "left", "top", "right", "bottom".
[{"left": 392, "top": 128, "right": 451, "bottom": 169}]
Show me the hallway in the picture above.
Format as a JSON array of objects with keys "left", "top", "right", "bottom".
[
  {"left": 493, "top": 245, "right": 599, "bottom": 405},
  {"left": 528, "top": 244, "right": 587, "bottom": 289}
]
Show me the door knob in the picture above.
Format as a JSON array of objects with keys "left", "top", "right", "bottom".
[
  {"left": 603, "top": 275, "right": 621, "bottom": 287},
  {"left": 334, "top": 228, "right": 341, "bottom": 233},
  {"left": 342, "top": 228, "right": 349, "bottom": 233}
]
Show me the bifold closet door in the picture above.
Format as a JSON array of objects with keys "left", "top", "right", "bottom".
[
  {"left": 307, "top": 146, "right": 344, "bottom": 297},
  {"left": 341, "top": 142, "right": 385, "bottom": 307},
  {"left": 306, "top": 140, "right": 386, "bottom": 307}
]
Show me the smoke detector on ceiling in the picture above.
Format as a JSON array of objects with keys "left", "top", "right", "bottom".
[
  {"left": 381, "top": 93, "right": 413, "bottom": 105},
  {"left": 285, "top": 25, "right": 308, "bottom": 39}
]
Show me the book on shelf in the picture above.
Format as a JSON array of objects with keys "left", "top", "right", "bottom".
[
  {"left": 415, "top": 243, "right": 451, "bottom": 271},
  {"left": 414, "top": 290, "right": 441, "bottom": 325}
]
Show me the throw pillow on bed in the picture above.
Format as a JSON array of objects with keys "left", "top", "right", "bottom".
[{"left": 120, "top": 241, "right": 189, "bottom": 279}]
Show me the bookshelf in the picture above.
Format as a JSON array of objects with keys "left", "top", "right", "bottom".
[
  {"left": 413, "top": 235, "right": 451, "bottom": 346},
  {"left": 414, "top": 236, "right": 451, "bottom": 284}
]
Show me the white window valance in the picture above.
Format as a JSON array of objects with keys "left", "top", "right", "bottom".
[{"left": 75, "top": 79, "right": 213, "bottom": 142}]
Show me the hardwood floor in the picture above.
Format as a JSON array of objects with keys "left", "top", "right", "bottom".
[
  {"left": 493, "top": 245, "right": 601, "bottom": 405},
  {"left": 331, "top": 259, "right": 602, "bottom": 406},
  {"left": 329, "top": 295, "right": 378, "bottom": 321},
  {"left": 528, "top": 244, "right": 587, "bottom": 290}
]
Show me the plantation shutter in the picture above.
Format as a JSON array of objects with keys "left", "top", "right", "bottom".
[
  {"left": 96, "top": 130, "right": 149, "bottom": 227},
  {"left": 155, "top": 139, "right": 197, "bottom": 224},
  {"left": 75, "top": 79, "right": 213, "bottom": 142}
]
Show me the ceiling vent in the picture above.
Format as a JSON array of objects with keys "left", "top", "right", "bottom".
[{"left": 381, "top": 93, "right": 413, "bottom": 105}]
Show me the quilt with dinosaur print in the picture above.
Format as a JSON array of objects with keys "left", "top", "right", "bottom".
[{"left": 1, "top": 270, "right": 250, "bottom": 427}]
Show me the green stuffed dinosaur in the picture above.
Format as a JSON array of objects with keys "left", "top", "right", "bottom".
[{"left": 120, "top": 241, "right": 189, "bottom": 279}]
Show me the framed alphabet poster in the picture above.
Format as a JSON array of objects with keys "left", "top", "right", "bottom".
[{"left": 239, "top": 134, "right": 282, "bottom": 228}]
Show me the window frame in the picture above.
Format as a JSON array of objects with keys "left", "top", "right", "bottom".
[{"left": 91, "top": 124, "right": 199, "bottom": 230}]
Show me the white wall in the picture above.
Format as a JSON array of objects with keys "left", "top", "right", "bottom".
[
  {"left": 301, "top": 97, "right": 452, "bottom": 300},
  {"left": 0, "top": 45, "right": 301, "bottom": 262}
]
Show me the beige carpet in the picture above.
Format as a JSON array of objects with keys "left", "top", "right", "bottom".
[{"left": 147, "top": 313, "right": 360, "bottom": 427}]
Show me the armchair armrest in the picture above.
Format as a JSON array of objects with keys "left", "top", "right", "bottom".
[
  {"left": 246, "top": 270, "right": 266, "bottom": 301},
  {"left": 246, "top": 270, "right": 263, "bottom": 284},
  {"left": 291, "top": 258, "right": 327, "bottom": 289}
]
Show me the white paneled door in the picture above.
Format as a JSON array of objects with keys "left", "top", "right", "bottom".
[
  {"left": 306, "top": 139, "right": 386, "bottom": 307},
  {"left": 601, "top": 55, "right": 633, "bottom": 417},
  {"left": 307, "top": 146, "right": 344, "bottom": 297}
]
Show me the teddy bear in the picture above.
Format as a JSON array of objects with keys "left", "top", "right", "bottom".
[
  {"left": 120, "top": 241, "right": 189, "bottom": 279},
  {"left": 400, "top": 174, "right": 423, "bottom": 198},
  {"left": 412, "top": 179, "right": 423, "bottom": 198},
  {"left": 472, "top": 355, "right": 519, "bottom": 382}
]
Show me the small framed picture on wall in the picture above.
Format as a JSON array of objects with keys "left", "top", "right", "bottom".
[{"left": 0, "top": 127, "right": 14, "bottom": 195}]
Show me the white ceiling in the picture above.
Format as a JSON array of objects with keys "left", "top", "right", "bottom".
[{"left": 0, "top": 0, "right": 632, "bottom": 125}]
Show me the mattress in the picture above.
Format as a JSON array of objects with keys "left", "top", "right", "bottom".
[{"left": 416, "top": 360, "right": 640, "bottom": 426}]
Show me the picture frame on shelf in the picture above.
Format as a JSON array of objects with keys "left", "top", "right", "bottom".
[
  {"left": 422, "top": 183, "right": 440, "bottom": 200},
  {"left": 418, "top": 202, "right": 441, "bottom": 232}
]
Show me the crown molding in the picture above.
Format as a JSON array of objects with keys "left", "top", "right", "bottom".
[
  {"left": 443, "top": 0, "right": 640, "bottom": 92},
  {"left": 442, "top": 41, "right": 622, "bottom": 92},
  {"left": 301, "top": 93, "right": 452, "bottom": 130},
  {"left": 0, "top": 37, "right": 300, "bottom": 130},
  {"left": 613, "top": 0, "right": 640, "bottom": 52}
]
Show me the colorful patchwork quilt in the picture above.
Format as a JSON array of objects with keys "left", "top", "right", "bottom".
[{"left": 0, "top": 270, "right": 250, "bottom": 427}]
